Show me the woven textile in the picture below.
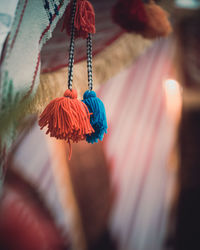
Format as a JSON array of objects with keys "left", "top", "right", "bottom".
[{"left": 1, "top": 0, "right": 69, "bottom": 100}]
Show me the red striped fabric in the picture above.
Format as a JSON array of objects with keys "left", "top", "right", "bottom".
[{"left": 99, "top": 38, "right": 176, "bottom": 250}]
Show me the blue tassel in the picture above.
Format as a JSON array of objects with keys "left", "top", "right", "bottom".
[{"left": 82, "top": 90, "right": 107, "bottom": 143}]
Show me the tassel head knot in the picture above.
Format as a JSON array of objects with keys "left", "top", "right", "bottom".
[
  {"left": 64, "top": 89, "right": 77, "bottom": 99},
  {"left": 83, "top": 90, "right": 96, "bottom": 99},
  {"left": 82, "top": 90, "right": 107, "bottom": 144}
]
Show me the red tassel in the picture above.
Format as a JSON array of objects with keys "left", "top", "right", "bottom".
[
  {"left": 62, "top": 0, "right": 95, "bottom": 39},
  {"left": 39, "top": 89, "right": 94, "bottom": 144},
  {"left": 112, "top": 0, "right": 148, "bottom": 32},
  {"left": 142, "top": 0, "right": 172, "bottom": 38}
]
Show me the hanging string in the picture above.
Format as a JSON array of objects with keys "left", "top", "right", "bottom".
[
  {"left": 87, "top": 33, "right": 93, "bottom": 91},
  {"left": 82, "top": 31, "right": 107, "bottom": 144},
  {"left": 68, "top": 0, "right": 77, "bottom": 90},
  {"left": 39, "top": 0, "right": 95, "bottom": 157}
]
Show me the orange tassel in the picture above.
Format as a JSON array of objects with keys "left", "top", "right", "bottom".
[
  {"left": 39, "top": 89, "right": 94, "bottom": 154},
  {"left": 62, "top": 0, "right": 95, "bottom": 39},
  {"left": 142, "top": 0, "right": 172, "bottom": 38}
]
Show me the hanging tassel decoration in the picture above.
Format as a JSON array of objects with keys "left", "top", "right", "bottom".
[
  {"left": 39, "top": 0, "right": 94, "bottom": 158},
  {"left": 63, "top": 0, "right": 107, "bottom": 143},
  {"left": 83, "top": 90, "right": 107, "bottom": 143},
  {"left": 62, "top": 0, "right": 96, "bottom": 38},
  {"left": 82, "top": 34, "right": 107, "bottom": 144},
  {"left": 112, "top": 0, "right": 148, "bottom": 32},
  {"left": 38, "top": 89, "right": 94, "bottom": 142},
  {"left": 142, "top": 0, "right": 172, "bottom": 38},
  {"left": 112, "top": 0, "right": 172, "bottom": 39}
]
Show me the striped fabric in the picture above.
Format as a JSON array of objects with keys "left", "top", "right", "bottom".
[
  {"left": 13, "top": 123, "right": 72, "bottom": 238},
  {"left": 11, "top": 121, "right": 85, "bottom": 249},
  {"left": 99, "top": 38, "right": 177, "bottom": 250}
]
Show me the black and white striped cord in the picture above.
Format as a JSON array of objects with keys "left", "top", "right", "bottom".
[
  {"left": 68, "top": 0, "right": 77, "bottom": 90},
  {"left": 87, "top": 33, "right": 93, "bottom": 91}
]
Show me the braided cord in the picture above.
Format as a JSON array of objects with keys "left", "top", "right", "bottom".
[
  {"left": 68, "top": 0, "right": 77, "bottom": 90},
  {"left": 87, "top": 33, "right": 93, "bottom": 91}
]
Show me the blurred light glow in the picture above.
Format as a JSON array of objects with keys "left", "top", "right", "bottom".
[
  {"left": 164, "top": 79, "right": 181, "bottom": 94},
  {"left": 175, "top": 0, "right": 200, "bottom": 9},
  {"left": 163, "top": 79, "right": 182, "bottom": 125}
]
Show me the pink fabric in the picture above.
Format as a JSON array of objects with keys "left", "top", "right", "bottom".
[
  {"left": 10, "top": 122, "right": 73, "bottom": 239},
  {"left": 99, "top": 38, "right": 176, "bottom": 250}
]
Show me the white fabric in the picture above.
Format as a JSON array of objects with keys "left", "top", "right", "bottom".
[
  {"left": 1, "top": 0, "right": 69, "bottom": 97},
  {"left": 0, "top": 0, "right": 18, "bottom": 57}
]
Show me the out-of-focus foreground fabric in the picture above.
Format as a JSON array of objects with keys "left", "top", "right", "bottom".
[
  {"left": 0, "top": 119, "right": 87, "bottom": 249},
  {"left": 0, "top": 0, "right": 69, "bottom": 188},
  {"left": 99, "top": 37, "right": 178, "bottom": 250}
]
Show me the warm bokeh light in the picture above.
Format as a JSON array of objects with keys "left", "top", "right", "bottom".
[{"left": 163, "top": 79, "right": 183, "bottom": 125}]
